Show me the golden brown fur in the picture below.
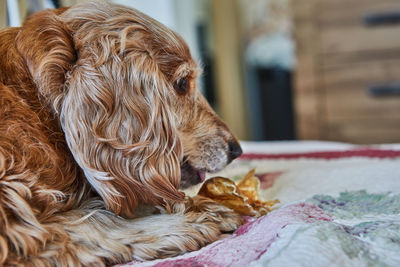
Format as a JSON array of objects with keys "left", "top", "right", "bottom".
[{"left": 0, "top": 1, "right": 243, "bottom": 266}]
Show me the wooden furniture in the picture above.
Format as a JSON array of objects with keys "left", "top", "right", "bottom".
[{"left": 293, "top": 0, "right": 400, "bottom": 144}]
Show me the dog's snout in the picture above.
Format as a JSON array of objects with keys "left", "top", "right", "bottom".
[{"left": 227, "top": 141, "right": 242, "bottom": 162}]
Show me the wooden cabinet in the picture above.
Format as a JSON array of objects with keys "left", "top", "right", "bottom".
[{"left": 293, "top": 0, "right": 400, "bottom": 144}]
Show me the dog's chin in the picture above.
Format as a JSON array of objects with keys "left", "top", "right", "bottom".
[{"left": 179, "top": 160, "right": 206, "bottom": 189}]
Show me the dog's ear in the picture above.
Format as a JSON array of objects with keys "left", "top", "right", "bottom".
[
  {"left": 16, "top": 8, "right": 76, "bottom": 112},
  {"left": 16, "top": 4, "right": 186, "bottom": 217},
  {"left": 56, "top": 6, "right": 186, "bottom": 216},
  {"left": 61, "top": 53, "right": 186, "bottom": 217}
]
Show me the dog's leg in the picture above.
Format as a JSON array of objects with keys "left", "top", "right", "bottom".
[
  {"left": 62, "top": 197, "right": 242, "bottom": 264},
  {"left": 6, "top": 198, "right": 242, "bottom": 266},
  {"left": 4, "top": 197, "right": 241, "bottom": 266}
]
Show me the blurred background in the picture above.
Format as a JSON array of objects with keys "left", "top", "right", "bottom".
[{"left": 1, "top": 0, "right": 400, "bottom": 144}]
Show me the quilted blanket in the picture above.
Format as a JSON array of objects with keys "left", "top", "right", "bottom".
[{"left": 120, "top": 141, "right": 400, "bottom": 267}]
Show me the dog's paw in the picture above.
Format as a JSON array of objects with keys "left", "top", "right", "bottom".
[
  {"left": 111, "top": 196, "right": 244, "bottom": 261},
  {"left": 185, "top": 195, "right": 244, "bottom": 233}
]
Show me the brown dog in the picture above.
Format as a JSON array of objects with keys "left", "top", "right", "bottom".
[{"left": 0, "top": 1, "right": 243, "bottom": 266}]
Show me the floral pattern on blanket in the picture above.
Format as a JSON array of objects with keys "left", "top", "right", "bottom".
[
  {"left": 123, "top": 191, "right": 400, "bottom": 267},
  {"left": 262, "top": 191, "right": 400, "bottom": 267},
  {"left": 121, "top": 148, "right": 400, "bottom": 267}
]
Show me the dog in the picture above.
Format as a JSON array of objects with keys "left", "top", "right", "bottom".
[{"left": 0, "top": 1, "right": 243, "bottom": 266}]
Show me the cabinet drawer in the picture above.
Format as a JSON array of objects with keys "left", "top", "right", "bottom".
[
  {"left": 320, "top": 24, "right": 400, "bottom": 55},
  {"left": 317, "top": 0, "right": 400, "bottom": 27},
  {"left": 322, "top": 59, "right": 400, "bottom": 118},
  {"left": 317, "top": 0, "right": 400, "bottom": 55},
  {"left": 324, "top": 117, "right": 400, "bottom": 144}
]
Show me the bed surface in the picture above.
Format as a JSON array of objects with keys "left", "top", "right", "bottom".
[{"left": 120, "top": 141, "right": 400, "bottom": 267}]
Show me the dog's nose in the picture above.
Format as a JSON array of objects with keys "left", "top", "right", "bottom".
[{"left": 228, "top": 141, "right": 243, "bottom": 162}]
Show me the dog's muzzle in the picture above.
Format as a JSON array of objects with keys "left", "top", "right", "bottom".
[{"left": 179, "top": 140, "right": 242, "bottom": 189}]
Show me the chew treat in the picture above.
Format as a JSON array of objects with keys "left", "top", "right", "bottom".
[{"left": 198, "top": 169, "right": 279, "bottom": 217}]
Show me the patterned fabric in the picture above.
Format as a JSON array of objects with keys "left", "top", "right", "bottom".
[
  {"left": 256, "top": 191, "right": 400, "bottom": 267},
  {"left": 120, "top": 142, "right": 400, "bottom": 267}
]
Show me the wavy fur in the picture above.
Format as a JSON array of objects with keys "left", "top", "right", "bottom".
[{"left": 0, "top": 1, "right": 242, "bottom": 266}]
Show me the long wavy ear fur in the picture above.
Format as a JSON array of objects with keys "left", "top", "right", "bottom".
[
  {"left": 59, "top": 2, "right": 185, "bottom": 217},
  {"left": 15, "top": 2, "right": 186, "bottom": 218}
]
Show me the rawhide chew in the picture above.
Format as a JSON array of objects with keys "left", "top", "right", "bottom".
[{"left": 198, "top": 169, "right": 279, "bottom": 217}]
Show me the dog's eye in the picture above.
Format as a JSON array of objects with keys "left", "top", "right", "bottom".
[{"left": 174, "top": 77, "right": 189, "bottom": 95}]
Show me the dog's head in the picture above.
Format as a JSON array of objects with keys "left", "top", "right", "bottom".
[{"left": 16, "top": 1, "right": 241, "bottom": 217}]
